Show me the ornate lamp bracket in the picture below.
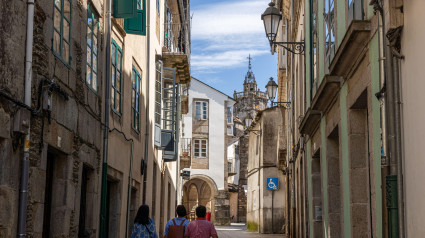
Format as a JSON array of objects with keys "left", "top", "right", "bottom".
[{"left": 272, "top": 41, "right": 305, "bottom": 55}]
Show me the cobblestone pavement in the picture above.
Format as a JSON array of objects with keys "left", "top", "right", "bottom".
[{"left": 215, "top": 223, "right": 286, "bottom": 238}]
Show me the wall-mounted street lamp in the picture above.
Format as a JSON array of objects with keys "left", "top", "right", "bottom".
[
  {"left": 244, "top": 118, "right": 253, "bottom": 128},
  {"left": 265, "top": 77, "right": 291, "bottom": 108},
  {"left": 261, "top": 2, "right": 305, "bottom": 54}
]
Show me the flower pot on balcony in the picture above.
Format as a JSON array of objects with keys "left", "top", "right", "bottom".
[{"left": 182, "top": 151, "right": 189, "bottom": 157}]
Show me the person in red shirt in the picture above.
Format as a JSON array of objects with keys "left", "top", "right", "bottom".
[{"left": 184, "top": 205, "right": 218, "bottom": 238}]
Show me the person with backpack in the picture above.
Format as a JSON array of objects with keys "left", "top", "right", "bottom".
[
  {"left": 164, "top": 205, "right": 190, "bottom": 238},
  {"left": 131, "top": 205, "right": 158, "bottom": 238},
  {"left": 184, "top": 205, "right": 218, "bottom": 238}
]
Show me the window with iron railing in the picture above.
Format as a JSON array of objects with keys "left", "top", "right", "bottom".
[
  {"left": 181, "top": 138, "right": 191, "bottom": 156},
  {"left": 325, "top": 0, "right": 336, "bottom": 71},
  {"left": 311, "top": 0, "right": 319, "bottom": 98}
]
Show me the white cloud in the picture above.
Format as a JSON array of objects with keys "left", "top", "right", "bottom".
[
  {"left": 191, "top": 1, "right": 266, "bottom": 40},
  {"left": 191, "top": 49, "right": 269, "bottom": 71},
  {"left": 190, "top": 0, "right": 272, "bottom": 72}
]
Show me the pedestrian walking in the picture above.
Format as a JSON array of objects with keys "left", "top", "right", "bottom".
[
  {"left": 131, "top": 205, "right": 158, "bottom": 238},
  {"left": 184, "top": 205, "right": 218, "bottom": 238},
  {"left": 164, "top": 205, "right": 190, "bottom": 238}
]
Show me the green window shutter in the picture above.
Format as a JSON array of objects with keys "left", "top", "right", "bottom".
[
  {"left": 113, "top": 0, "right": 137, "bottom": 18},
  {"left": 124, "top": 0, "right": 146, "bottom": 35}
]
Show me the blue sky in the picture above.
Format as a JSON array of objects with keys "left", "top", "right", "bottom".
[{"left": 190, "top": 0, "right": 278, "bottom": 97}]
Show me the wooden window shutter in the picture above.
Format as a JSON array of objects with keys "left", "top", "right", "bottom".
[
  {"left": 113, "top": 0, "right": 137, "bottom": 18},
  {"left": 124, "top": 0, "right": 146, "bottom": 35}
]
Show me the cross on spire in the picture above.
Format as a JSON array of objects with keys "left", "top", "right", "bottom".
[{"left": 247, "top": 54, "right": 252, "bottom": 71}]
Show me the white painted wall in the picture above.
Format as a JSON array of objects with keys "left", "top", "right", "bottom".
[
  {"left": 183, "top": 78, "right": 235, "bottom": 190},
  {"left": 400, "top": 1, "right": 425, "bottom": 236}
]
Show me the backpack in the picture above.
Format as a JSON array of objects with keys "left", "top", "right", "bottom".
[{"left": 168, "top": 218, "right": 186, "bottom": 238}]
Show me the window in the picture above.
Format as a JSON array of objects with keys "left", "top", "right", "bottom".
[
  {"left": 164, "top": 7, "right": 173, "bottom": 50},
  {"left": 124, "top": 0, "right": 146, "bottom": 35},
  {"left": 325, "top": 0, "right": 336, "bottom": 69},
  {"left": 195, "top": 101, "right": 208, "bottom": 120},
  {"left": 86, "top": 5, "right": 99, "bottom": 91},
  {"left": 162, "top": 76, "right": 175, "bottom": 131},
  {"left": 227, "top": 106, "right": 233, "bottom": 124},
  {"left": 156, "top": 0, "right": 160, "bottom": 15},
  {"left": 228, "top": 162, "right": 233, "bottom": 172},
  {"left": 311, "top": 0, "right": 318, "bottom": 98},
  {"left": 348, "top": 0, "right": 364, "bottom": 22},
  {"left": 155, "top": 61, "right": 162, "bottom": 126},
  {"left": 132, "top": 67, "right": 141, "bottom": 131},
  {"left": 193, "top": 139, "right": 207, "bottom": 158},
  {"left": 53, "top": 0, "right": 72, "bottom": 64},
  {"left": 227, "top": 125, "right": 233, "bottom": 136},
  {"left": 111, "top": 41, "right": 122, "bottom": 113}
]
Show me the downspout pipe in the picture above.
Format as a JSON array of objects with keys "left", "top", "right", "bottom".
[
  {"left": 142, "top": 0, "right": 151, "bottom": 204},
  {"left": 17, "top": 0, "right": 35, "bottom": 236},
  {"left": 99, "top": 0, "right": 111, "bottom": 236}
]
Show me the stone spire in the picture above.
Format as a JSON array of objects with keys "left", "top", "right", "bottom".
[{"left": 244, "top": 54, "right": 257, "bottom": 91}]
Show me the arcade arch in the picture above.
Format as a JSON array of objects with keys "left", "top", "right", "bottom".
[{"left": 182, "top": 176, "right": 217, "bottom": 222}]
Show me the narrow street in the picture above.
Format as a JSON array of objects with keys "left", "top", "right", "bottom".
[{"left": 216, "top": 224, "right": 285, "bottom": 238}]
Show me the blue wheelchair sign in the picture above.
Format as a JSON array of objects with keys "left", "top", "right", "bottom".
[{"left": 267, "top": 177, "right": 279, "bottom": 190}]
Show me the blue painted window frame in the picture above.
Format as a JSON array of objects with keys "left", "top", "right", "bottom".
[
  {"left": 53, "top": 0, "right": 72, "bottom": 64},
  {"left": 86, "top": 4, "right": 99, "bottom": 92},
  {"left": 111, "top": 40, "right": 123, "bottom": 114},
  {"left": 131, "top": 67, "right": 141, "bottom": 132}
]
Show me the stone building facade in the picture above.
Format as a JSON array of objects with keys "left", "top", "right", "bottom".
[
  {"left": 180, "top": 78, "right": 234, "bottom": 225},
  {"left": 274, "top": 0, "right": 389, "bottom": 237},
  {"left": 231, "top": 57, "right": 269, "bottom": 224},
  {"left": 246, "top": 107, "right": 287, "bottom": 234},
  {"left": 0, "top": 0, "right": 191, "bottom": 237}
]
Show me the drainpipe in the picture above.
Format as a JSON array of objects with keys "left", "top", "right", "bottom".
[
  {"left": 393, "top": 56, "right": 405, "bottom": 238},
  {"left": 142, "top": 0, "right": 151, "bottom": 204},
  {"left": 99, "top": 0, "right": 111, "bottom": 235},
  {"left": 17, "top": 0, "right": 35, "bottom": 236},
  {"left": 375, "top": 9, "right": 391, "bottom": 238}
]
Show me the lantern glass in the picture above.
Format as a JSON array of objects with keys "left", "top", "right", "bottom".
[
  {"left": 261, "top": 2, "right": 282, "bottom": 44},
  {"left": 245, "top": 118, "right": 253, "bottom": 127},
  {"left": 265, "top": 77, "right": 278, "bottom": 101}
]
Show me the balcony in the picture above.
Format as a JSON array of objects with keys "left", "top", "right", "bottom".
[{"left": 180, "top": 138, "right": 191, "bottom": 169}]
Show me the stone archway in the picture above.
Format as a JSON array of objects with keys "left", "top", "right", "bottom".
[{"left": 182, "top": 175, "right": 218, "bottom": 222}]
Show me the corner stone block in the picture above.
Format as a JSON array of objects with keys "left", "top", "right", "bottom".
[
  {"left": 0, "top": 186, "right": 16, "bottom": 227},
  {"left": 32, "top": 202, "right": 45, "bottom": 233},
  {"left": 0, "top": 108, "right": 10, "bottom": 138},
  {"left": 28, "top": 168, "right": 47, "bottom": 203}
]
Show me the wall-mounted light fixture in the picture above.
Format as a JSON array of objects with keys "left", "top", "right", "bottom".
[
  {"left": 261, "top": 2, "right": 305, "bottom": 54},
  {"left": 265, "top": 77, "right": 291, "bottom": 108}
]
